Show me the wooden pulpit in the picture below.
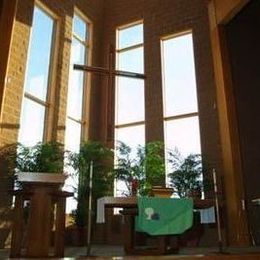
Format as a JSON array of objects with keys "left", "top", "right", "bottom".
[{"left": 10, "top": 172, "right": 73, "bottom": 258}]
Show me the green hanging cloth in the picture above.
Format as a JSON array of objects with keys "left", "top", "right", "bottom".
[{"left": 135, "top": 197, "right": 193, "bottom": 236}]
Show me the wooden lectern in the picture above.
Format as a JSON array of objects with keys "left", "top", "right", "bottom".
[{"left": 10, "top": 172, "right": 73, "bottom": 258}]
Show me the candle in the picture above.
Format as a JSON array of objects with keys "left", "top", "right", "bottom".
[
  {"left": 213, "top": 168, "right": 217, "bottom": 192},
  {"left": 213, "top": 168, "right": 217, "bottom": 184}
]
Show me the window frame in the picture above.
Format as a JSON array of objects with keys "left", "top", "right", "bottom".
[
  {"left": 65, "top": 9, "right": 92, "bottom": 148},
  {"left": 115, "top": 20, "right": 145, "bottom": 131},
  {"left": 161, "top": 30, "right": 200, "bottom": 122},
  {"left": 161, "top": 30, "right": 202, "bottom": 179}
]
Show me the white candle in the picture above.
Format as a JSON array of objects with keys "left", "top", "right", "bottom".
[
  {"left": 213, "top": 168, "right": 217, "bottom": 192},
  {"left": 213, "top": 168, "right": 217, "bottom": 184}
]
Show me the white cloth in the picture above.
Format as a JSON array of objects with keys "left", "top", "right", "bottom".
[
  {"left": 96, "top": 196, "right": 110, "bottom": 223},
  {"left": 252, "top": 198, "right": 260, "bottom": 205},
  {"left": 96, "top": 196, "right": 137, "bottom": 223},
  {"left": 199, "top": 206, "right": 216, "bottom": 224}
]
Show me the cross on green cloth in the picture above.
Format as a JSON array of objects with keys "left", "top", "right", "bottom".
[{"left": 135, "top": 197, "right": 193, "bottom": 236}]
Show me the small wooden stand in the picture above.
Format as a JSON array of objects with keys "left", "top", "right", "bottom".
[
  {"left": 120, "top": 208, "right": 178, "bottom": 255},
  {"left": 10, "top": 173, "right": 73, "bottom": 258}
]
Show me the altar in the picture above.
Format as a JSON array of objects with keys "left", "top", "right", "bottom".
[{"left": 97, "top": 196, "right": 215, "bottom": 255}]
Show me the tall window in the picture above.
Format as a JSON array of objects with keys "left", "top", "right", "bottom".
[
  {"left": 18, "top": 6, "right": 55, "bottom": 146},
  {"left": 64, "top": 14, "right": 89, "bottom": 154},
  {"left": 114, "top": 22, "right": 145, "bottom": 196},
  {"left": 161, "top": 32, "right": 201, "bottom": 181},
  {"left": 64, "top": 13, "right": 90, "bottom": 212}
]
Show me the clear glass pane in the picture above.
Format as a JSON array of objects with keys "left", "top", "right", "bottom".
[
  {"left": 118, "top": 23, "right": 143, "bottom": 49},
  {"left": 114, "top": 180, "right": 129, "bottom": 197},
  {"left": 71, "top": 38, "right": 86, "bottom": 65},
  {"left": 115, "top": 77, "right": 144, "bottom": 125},
  {"left": 118, "top": 47, "right": 144, "bottom": 73},
  {"left": 114, "top": 124, "right": 145, "bottom": 196},
  {"left": 24, "top": 6, "right": 54, "bottom": 101},
  {"left": 67, "top": 69, "right": 84, "bottom": 119},
  {"left": 162, "top": 33, "right": 198, "bottom": 117},
  {"left": 18, "top": 98, "right": 45, "bottom": 146},
  {"left": 115, "top": 124, "right": 145, "bottom": 160},
  {"left": 73, "top": 14, "right": 87, "bottom": 40},
  {"left": 63, "top": 117, "right": 82, "bottom": 214},
  {"left": 64, "top": 195, "right": 77, "bottom": 214},
  {"left": 64, "top": 118, "right": 81, "bottom": 153},
  {"left": 63, "top": 162, "right": 78, "bottom": 213},
  {"left": 164, "top": 116, "right": 201, "bottom": 158},
  {"left": 66, "top": 30, "right": 86, "bottom": 120}
]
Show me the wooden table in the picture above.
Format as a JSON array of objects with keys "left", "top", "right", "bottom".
[
  {"left": 97, "top": 197, "right": 215, "bottom": 255},
  {"left": 98, "top": 196, "right": 214, "bottom": 210}
]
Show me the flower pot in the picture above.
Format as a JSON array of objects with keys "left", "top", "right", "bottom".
[{"left": 151, "top": 186, "right": 173, "bottom": 197}]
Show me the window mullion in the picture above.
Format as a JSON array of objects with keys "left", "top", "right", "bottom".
[
  {"left": 115, "top": 121, "right": 145, "bottom": 129},
  {"left": 164, "top": 112, "right": 198, "bottom": 121},
  {"left": 117, "top": 43, "right": 143, "bottom": 53},
  {"left": 73, "top": 33, "right": 89, "bottom": 48},
  {"left": 24, "top": 92, "right": 49, "bottom": 107}
]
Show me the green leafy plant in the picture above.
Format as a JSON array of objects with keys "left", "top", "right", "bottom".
[
  {"left": 0, "top": 143, "right": 19, "bottom": 200},
  {"left": 15, "top": 142, "right": 64, "bottom": 173},
  {"left": 145, "top": 141, "right": 165, "bottom": 187},
  {"left": 168, "top": 150, "right": 203, "bottom": 198},
  {"left": 67, "top": 141, "right": 114, "bottom": 227},
  {"left": 0, "top": 142, "right": 64, "bottom": 175},
  {"left": 114, "top": 141, "right": 165, "bottom": 196},
  {"left": 114, "top": 141, "right": 145, "bottom": 195},
  {"left": 0, "top": 143, "right": 18, "bottom": 175}
]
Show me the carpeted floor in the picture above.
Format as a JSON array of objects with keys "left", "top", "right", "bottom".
[{"left": 1, "top": 245, "right": 260, "bottom": 259}]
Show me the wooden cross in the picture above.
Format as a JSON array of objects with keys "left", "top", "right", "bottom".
[
  {"left": 74, "top": 46, "right": 146, "bottom": 254},
  {"left": 73, "top": 45, "right": 146, "bottom": 143}
]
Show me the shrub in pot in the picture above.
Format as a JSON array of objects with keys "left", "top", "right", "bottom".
[
  {"left": 114, "top": 141, "right": 165, "bottom": 196},
  {"left": 168, "top": 150, "right": 203, "bottom": 198},
  {"left": 0, "top": 141, "right": 66, "bottom": 186},
  {"left": 15, "top": 141, "right": 66, "bottom": 185},
  {"left": 67, "top": 141, "right": 114, "bottom": 228}
]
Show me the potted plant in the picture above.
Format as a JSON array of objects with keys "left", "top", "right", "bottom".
[
  {"left": 114, "top": 141, "right": 145, "bottom": 196},
  {"left": 66, "top": 141, "right": 114, "bottom": 242},
  {"left": 15, "top": 141, "right": 66, "bottom": 185},
  {"left": 114, "top": 141, "right": 166, "bottom": 196},
  {"left": 168, "top": 150, "right": 203, "bottom": 198}
]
